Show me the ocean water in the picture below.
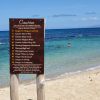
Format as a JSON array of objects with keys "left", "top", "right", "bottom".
[{"left": 0, "top": 28, "right": 100, "bottom": 86}]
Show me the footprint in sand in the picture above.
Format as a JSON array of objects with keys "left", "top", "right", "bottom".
[{"left": 89, "top": 76, "right": 93, "bottom": 81}]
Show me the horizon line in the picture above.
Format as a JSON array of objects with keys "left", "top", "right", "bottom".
[{"left": 0, "top": 27, "right": 100, "bottom": 31}]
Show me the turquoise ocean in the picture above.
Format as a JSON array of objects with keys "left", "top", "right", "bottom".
[{"left": 0, "top": 28, "right": 100, "bottom": 86}]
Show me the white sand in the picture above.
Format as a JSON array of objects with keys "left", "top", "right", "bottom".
[{"left": 0, "top": 68, "right": 100, "bottom": 100}]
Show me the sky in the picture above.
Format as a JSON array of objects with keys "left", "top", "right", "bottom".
[{"left": 0, "top": 0, "right": 100, "bottom": 30}]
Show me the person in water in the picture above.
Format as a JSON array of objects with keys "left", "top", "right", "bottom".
[{"left": 67, "top": 42, "right": 71, "bottom": 47}]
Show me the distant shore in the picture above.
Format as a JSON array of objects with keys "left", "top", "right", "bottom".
[{"left": 0, "top": 66, "right": 100, "bottom": 100}]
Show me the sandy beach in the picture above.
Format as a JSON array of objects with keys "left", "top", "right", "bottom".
[{"left": 0, "top": 68, "right": 100, "bottom": 100}]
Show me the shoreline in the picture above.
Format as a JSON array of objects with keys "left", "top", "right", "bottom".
[
  {"left": 0, "top": 65, "right": 100, "bottom": 88},
  {"left": 0, "top": 66, "right": 100, "bottom": 100}
]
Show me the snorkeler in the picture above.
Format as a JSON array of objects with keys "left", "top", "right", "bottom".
[{"left": 67, "top": 42, "right": 71, "bottom": 47}]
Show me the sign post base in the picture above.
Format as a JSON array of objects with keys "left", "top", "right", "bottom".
[
  {"left": 10, "top": 74, "right": 19, "bottom": 100},
  {"left": 36, "top": 74, "right": 45, "bottom": 100}
]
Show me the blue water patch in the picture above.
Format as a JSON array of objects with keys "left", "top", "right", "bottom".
[{"left": 0, "top": 28, "right": 100, "bottom": 86}]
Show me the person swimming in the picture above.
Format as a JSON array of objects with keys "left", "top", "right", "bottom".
[{"left": 67, "top": 42, "right": 71, "bottom": 47}]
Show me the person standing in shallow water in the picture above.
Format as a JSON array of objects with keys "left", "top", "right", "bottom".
[{"left": 67, "top": 42, "right": 71, "bottom": 47}]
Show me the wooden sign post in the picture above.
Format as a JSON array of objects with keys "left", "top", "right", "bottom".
[
  {"left": 10, "top": 74, "right": 19, "bottom": 100},
  {"left": 10, "top": 18, "right": 45, "bottom": 100},
  {"left": 36, "top": 74, "right": 45, "bottom": 100}
]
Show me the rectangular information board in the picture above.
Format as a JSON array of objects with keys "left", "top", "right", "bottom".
[{"left": 10, "top": 19, "right": 44, "bottom": 74}]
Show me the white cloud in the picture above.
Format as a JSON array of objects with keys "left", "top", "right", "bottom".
[
  {"left": 81, "top": 17, "right": 99, "bottom": 21},
  {"left": 81, "top": 17, "right": 87, "bottom": 21},
  {"left": 85, "top": 12, "right": 96, "bottom": 15},
  {"left": 52, "top": 14, "right": 77, "bottom": 17},
  {"left": 90, "top": 17, "right": 99, "bottom": 20}
]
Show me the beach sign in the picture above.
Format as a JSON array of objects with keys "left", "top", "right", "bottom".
[
  {"left": 10, "top": 18, "right": 44, "bottom": 74},
  {"left": 10, "top": 18, "right": 45, "bottom": 100}
]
